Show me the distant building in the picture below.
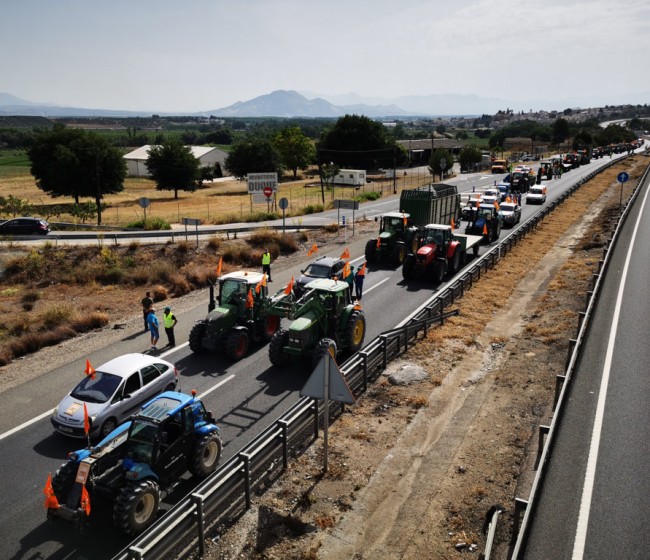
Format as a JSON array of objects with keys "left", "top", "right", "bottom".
[{"left": 123, "top": 145, "right": 228, "bottom": 177}]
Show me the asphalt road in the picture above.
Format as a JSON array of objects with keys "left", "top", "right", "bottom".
[
  {"left": 520, "top": 156, "right": 650, "bottom": 559},
  {"left": 0, "top": 149, "right": 642, "bottom": 560}
]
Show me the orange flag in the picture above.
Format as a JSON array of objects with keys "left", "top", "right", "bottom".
[
  {"left": 307, "top": 244, "right": 318, "bottom": 256},
  {"left": 402, "top": 212, "right": 407, "bottom": 226},
  {"left": 216, "top": 256, "right": 223, "bottom": 277},
  {"left": 43, "top": 473, "right": 60, "bottom": 509},
  {"left": 376, "top": 237, "right": 380, "bottom": 248},
  {"left": 358, "top": 262, "right": 367, "bottom": 276},
  {"left": 340, "top": 247, "right": 350, "bottom": 259},
  {"left": 451, "top": 217, "right": 455, "bottom": 230},
  {"left": 284, "top": 276, "right": 295, "bottom": 296},
  {"left": 483, "top": 224, "right": 488, "bottom": 235},
  {"left": 342, "top": 262, "right": 351, "bottom": 278},
  {"left": 83, "top": 402, "right": 90, "bottom": 436},
  {"left": 80, "top": 484, "right": 91, "bottom": 516},
  {"left": 84, "top": 359, "right": 95, "bottom": 380},
  {"left": 246, "top": 288, "right": 254, "bottom": 309},
  {"left": 255, "top": 273, "right": 267, "bottom": 294}
]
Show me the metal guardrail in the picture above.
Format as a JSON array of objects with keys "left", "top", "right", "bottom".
[
  {"left": 113, "top": 155, "right": 640, "bottom": 560},
  {"left": 508, "top": 155, "right": 650, "bottom": 558}
]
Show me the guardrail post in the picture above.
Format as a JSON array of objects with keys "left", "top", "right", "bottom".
[
  {"left": 240, "top": 452, "right": 252, "bottom": 510},
  {"left": 553, "top": 374, "right": 566, "bottom": 410},
  {"left": 577, "top": 312, "right": 586, "bottom": 331},
  {"left": 191, "top": 493, "right": 206, "bottom": 556},
  {"left": 586, "top": 291, "right": 593, "bottom": 307},
  {"left": 127, "top": 546, "right": 145, "bottom": 560},
  {"left": 591, "top": 274, "right": 599, "bottom": 290},
  {"left": 279, "top": 419, "right": 289, "bottom": 469},
  {"left": 536, "top": 425, "right": 550, "bottom": 470},
  {"left": 380, "top": 335, "right": 388, "bottom": 370},
  {"left": 482, "top": 505, "right": 503, "bottom": 560},
  {"left": 597, "top": 260, "right": 604, "bottom": 273},
  {"left": 312, "top": 399, "right": 320, "bottom": 438},
  {"left": 402, "top": 324, "right": 408, "bottom": 352},
  {"left": 511, "top": 498, "right": 528, "bottom": 543},
  {"left": 360, "top": 351, "right": 369, "bottom": 392}
]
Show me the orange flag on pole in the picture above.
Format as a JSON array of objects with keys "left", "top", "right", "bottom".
[
  {"left": 451, "top": 217, "right": 455, "bottom": 230},
  {"left": 342, "top": 262, "right": 351, "bottom": 278},
  {"left": 340, "top": 247, "right": 350, "bottom": 259},
  {"left": 307, "top": 244, "right": 318, "bottom": 256},
  {"left": 255, "top": 273, "right": 267, "bottom": 294},
  {"left": 84, "top": 359, "right": 96, "bottom": 380},
  {"left": 246, "top": 288, "right": 254, "bottom": 309},
  {"left": 284, "top": 276, "right": 295, "bottom": 296},
  {"left": 483, "top": 224, "right": 488, "bottom": 235},
  {"left": 358, "top": 262, "right": 367, "bottom": 276},
  {"left": 43, "top": 473, "right": 60, "bottom": 509},
  {"left": 216, "top": 256, "right": 223, "bottom": 277},
  {"left": 83, "top": 402, "right": 90, "bottom": 437},
  {"left": 80, "top": 485, "right": 91, "bottom": 516},
  {"left": 402, "top": 212, "right": 407, "bottom": 226}
]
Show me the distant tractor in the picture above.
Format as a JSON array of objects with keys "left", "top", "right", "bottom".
[
  {"left": 402, "top": 224, "right": 481, "bottom": 284},
  {"left": 365, "top": 212, "right": 422, "bottom": 266},
  {"left": 465, "top": 204, "right": 503, "bottom": 243},
  {"left": 267, "top": 278, "right": 366, "bottom": 368},
  {"left": 189, "top": 271, "right": 280, "bottom": 360}
]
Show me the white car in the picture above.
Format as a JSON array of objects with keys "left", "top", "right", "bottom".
[
  {"left": 481, "top": 188, "right": 499, "bottom": 206},
  {"left": 51, "top": 353, "right": 179, "bottom": 439},
  {"left": 526, "top": 185, "right": 547, "bottom": 204}
]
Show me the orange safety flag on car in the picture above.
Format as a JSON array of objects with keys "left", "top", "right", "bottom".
[
  {"left": 340, "top": 247, "right": 350, "bottom": 259},
  {"left": 483, "top": 224, "right": 488, "bottom": 235},
  {"left": 342, "top": 261, "right": 351, "bottom": 278},
  {"left": 216, "top": 256, "right": 223, "bottom": 277},
  {"left": 255, "top": 274, "right": 267, "bottom": 294},
  {"left": 284, "top": 276, "right": 294, "bottom": 296},
  {"left": 307, "top": 244, "right": 318, "bottom": 256},
  {"left": 246, "top": 288, "right": 254, "bottom": 309},
  {"left": 83, "top": 403, "right": 90, "bottom": 436},
  {"left": 84, "top": 359, "right": 95, "bottom": 380},
  {"left": 43, "top": 473, "right": 60, "bottom": 509},
  {"left": 358, "top": 262, "right": 367, "bottom": 276},
  {"left": 80, "top": 484, "right": 91, "bottom": 516}
]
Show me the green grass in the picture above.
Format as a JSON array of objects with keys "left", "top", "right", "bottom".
[{"left": 0, "top": 150, "right": 31, "bottom": 177}]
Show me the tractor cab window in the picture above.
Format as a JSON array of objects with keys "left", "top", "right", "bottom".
[
  {"left": 334, "top": 291, "right": 347, "bottom": 314},
  {"left": 426, "top": 229, "right": 445, "bottom": 245},
  {"left": 221, "top": 279, "right": 246, "bottom": 304}
]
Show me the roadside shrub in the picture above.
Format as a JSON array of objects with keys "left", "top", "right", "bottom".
[
  {"left": 303, "top": 204, "right": 324, "bottom": 214},
  {"left": 323, "top": 223, "right": 339, "bottom": 233},
  {"left": 69, "top": 312, "right": 109, "bottom": 333},
  {"left": 151, "top": 285, "right": 168, "bottom": 303},
  {"left": 127, "top": 240, "right": 140, "bottom": 252},
  {"left": 184, "top": 266, "right": 211, "bottom": 288},
  {"left": 222, "top": 244, "right": 251, "bottom": 264},
  {"left": 355, "top": 191, "right": 381, "bottom": 202},
  {"left": 126, "top": 217, "right": 172, "bottom": 230},
  {"left": 176, "top": 240, "right": 190, "bottom": 255},
  {"left": 40, "top": 303, "right": 75, "bottom": 329},
  {"left": 296, "top": 231, "right": 308, "bottom": 243},
  {"left": 21, "top": 290, "right": 40, "bottom": 304},
  {"left": 248, "top": 228, "right": 279, "bottom": 248},
  {"left": 122, "top": 255, "right": 136, "bottom": 268},
  {"left": 129, "top": 268, "right": 150, "bottom": 285},
  {"left": 206, "top": 236, "right": 222, "bottom": 251},
  {"left": 170, "top": 274, "right": 191, "bottom": 296},
  {"left": 148, "top": 261, "right": 175, "bottom": 283},
  {"left": 97, "top": 267, "right": 124, "bottom": 285},
  {"left": 99, "top": 246, "right": 120, "bottom": 267}
]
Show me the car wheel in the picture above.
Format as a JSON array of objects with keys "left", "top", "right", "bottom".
[{"left": 100, "top": 417, "right": 117, "bottom": 439}]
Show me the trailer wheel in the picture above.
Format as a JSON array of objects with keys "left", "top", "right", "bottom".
[
  {"left": 269, "top": 329, "right": 290, "bottom": 366},
  {"left": 189, "top": 322, "right": 206, "bottom": 353},
  {"left": 113, "top": 480, "right": 160, "bottom": 536},
  {"left": 402, "top": 254, "right": 416, "bottom": 280},
  {"left": 312, "top": 338, "right": 337, "bottom": 368},
  {"left": 344, "top": 310, "right": 366, "bottom": 353},
  {"left": 52, "top": 461, "right": 77, "bottom": 502},
  {"left": 189, "top": 431, "right": 223, "bottom": 478},
  {"left": 365, "top": 239, "right": 378, "bottom": 263}
]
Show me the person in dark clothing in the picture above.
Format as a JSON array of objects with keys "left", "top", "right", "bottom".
[
  {"left": 141, "top": 291, "right": 153, "bottom": 332},
  {"left": 354, "top": 265, "right": 366, "bottom": 301},
  {"left": 163, "top": 306, "right": 177, "bottom": 347}
]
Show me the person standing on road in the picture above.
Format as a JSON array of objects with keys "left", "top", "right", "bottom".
[
  {"left": 147, "top": 308, "right": 160, "bottom": 350},
  {"left": 163, "top": 306, "right": 177, "bottom": 347},
  {"left": 262, "top": 249, "right": 272, "bottom": 282},
  {"left": 354, "top": 263, "right": 366, "bottom": 301},
  {"left": 141, "top": 291, "right": 153, "bottom": 332}
]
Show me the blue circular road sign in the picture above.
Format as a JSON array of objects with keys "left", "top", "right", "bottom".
[{"left": 617, "top": 171, "right": 629, "bottom": 183}]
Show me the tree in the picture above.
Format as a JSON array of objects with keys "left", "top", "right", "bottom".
[
  {"left": 319, "top": 162, "right": 340, "bottom": 204},
  {"left": 458, "top": 145, "right": 483, "bottom": 172},
  {"left": 552, "top": 118, "right": 570, "bottom": 145},
  {"left": 28, "top": 124, "right": 125, "bottom": 225},
  {"left": 488, "top": 130, "right": 507, "bottom": 150},
  {"left": 428, "top": 148, "right": 453, "bottom": 181},
  {"left": 225, "top": 138, "right": 283, "bottom": 181},
  {"left": 146, "top": 141, "right": 200, "bottom": 199},
  {"left": 273, "top": 126, "right": 315, "bottom": 179}
]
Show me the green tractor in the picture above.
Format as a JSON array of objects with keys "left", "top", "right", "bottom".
[
  {"left": 365, "top": 212, "right": 422, "bottom": 266},
  {"left": 189, "top": 271, "right": 280, "bottom": 361},
  {"left": 267, "top": 278, "right": 366, "bottom": 368}
]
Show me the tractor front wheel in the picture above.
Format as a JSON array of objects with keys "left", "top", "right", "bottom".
[
  {"left": 269, "top": 329, "right": 290, "bottom": 367},
  {"left": 312, "top": 338, "right": 337, "bottom": 369},
  {"left": 189, "top": 431, "right": 223, "bottom": 478},
  {"left": 365, "top": 239, "right": 378, "bottom": 263},
  {"left": 391, "top": 243, "right": 407, "bottom": 266},
  {"left": 402, "top": 254, "right": 416, "bottom": 280},
  {"left": 259, "top": 314, "right": 280, "bottom": 342},
  {"left": 225, "top": 329, "right": 249, "bottom": 361},
  {"left": 344, "top": 310, "right": 366, "bottom": 353},
  {"left": 432, "top": 258, "right": 447, "bottom": 284},
  {"left": 189, "top": 323, "right": 206, "bottom": 353},
  {"left": 113, "top": 480, "right": 160, "bottom": 536}
]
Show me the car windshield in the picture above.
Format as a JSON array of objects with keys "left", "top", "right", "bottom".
[
  {"left": 501, "top": 204, "right": 515, "bottom": 212},
  {"left": 70, "top": 371, "right": 122, "bottom": 403},
  {"left": 304, "top": 263, "right": 331, "bottom": 278}
]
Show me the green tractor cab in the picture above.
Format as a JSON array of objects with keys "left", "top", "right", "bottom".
[
  {"left": 189, "top": 271, "right": 280, "bottom": 361},
  {"left": 267, "top": 278, "right": 366, "bottom": 368}
]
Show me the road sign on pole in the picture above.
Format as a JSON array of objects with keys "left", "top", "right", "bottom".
[{"left": 617, "top": 171, "right": 629, "bottom": 183}]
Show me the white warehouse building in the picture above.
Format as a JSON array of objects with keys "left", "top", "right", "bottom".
[{"left": 123, "top": 145, "right": 228, "bottom": 178}]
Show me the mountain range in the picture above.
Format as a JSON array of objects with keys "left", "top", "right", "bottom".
[{"left": 1, "top": 89, "right": 648, "bottom": 119}]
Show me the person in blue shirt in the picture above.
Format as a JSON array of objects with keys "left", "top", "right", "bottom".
[{"left": 147, "top": 308, "right": 160, "bottom": 350}]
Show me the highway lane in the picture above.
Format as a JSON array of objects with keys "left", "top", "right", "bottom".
[
  {"left": 521, "top": 155, "right": 650, "bottom": 558},
  {"left": 0, "top": 149, "right": 641, "bottom": 559}
]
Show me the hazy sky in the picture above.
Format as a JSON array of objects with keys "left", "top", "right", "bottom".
[{"left": 2, "top": 0, "right": 649, "bottom": 112}]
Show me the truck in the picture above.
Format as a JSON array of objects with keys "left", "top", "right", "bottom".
[
  {"left": 402, "top": 224, "right": 482, "bottom": 284},
  {"left": 365, "top": 183, "right": 462, "bottom": 266},
  {"left": 465, "top": 203, "right": 502, "bottom": 243},
  {"left": 189, "top": 271, "right": 280, "bottom": 361},
  {"left": 267, "top": 278, "right": 366, "bottom": 368},
  {"left": 491, "top": 158, "right": 508, "bottom": 174},
  {"left": 45, "top": 391, "right": 222, "bottom": 535}
]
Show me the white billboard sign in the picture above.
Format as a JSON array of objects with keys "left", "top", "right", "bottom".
[{"left": 247, "top": 172, "right": 278, "bottom": 195}]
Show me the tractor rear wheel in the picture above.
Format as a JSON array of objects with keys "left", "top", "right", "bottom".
[
  {"left": 344, "top": 310, "right": 366, "bottom": 353},
  {"left": 432, "top": 258, "right": 447, "bottom": 284},
  {"left": 312, "top": 338, "right": 337, "bottom": 368},
  {"left": 52, "top": 462, "right": 77, "bottom": 502},
  {"left": 269, "top": 329, "right": 290, "bottom": 367},
  {"left": 402, "top": 254, "right": 416, "bottom": 280},
  {"left": 259, "top": 314, "right": 280, "bottom": 342},
  {"left": 113, "top": 480, "right": 160, "bottom": 536},
  {"left": 189, "top": 323, "right": 206, "bottom": 353},
  {"left": 225, "top": 329, "right": 249, "bottom": 361},
  {"left": 365, "top": 239, "right": 378, "bottom": 263},
  {"left": 189, "top": 431, "right": 223, "bottom": 478}
]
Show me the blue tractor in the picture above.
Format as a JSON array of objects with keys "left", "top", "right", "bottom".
[{"left": 46, "top": 391, "right": 221, "bottom": 535}]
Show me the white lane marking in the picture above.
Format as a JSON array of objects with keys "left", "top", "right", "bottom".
[
  {"left": 198, "top": 374, "right": 236, "bottom": 400},
  {"left": 364, "top": 277, "right": 389, "bottom": 294},
  {"left": 0, "top": 409, "right": 53, "bottom": 442},
  {"left": 160, "top": 341, "right": 188, "bottom": 357},
  {"left": 572, "top": 180, "right": 650, "bottom": 559}
]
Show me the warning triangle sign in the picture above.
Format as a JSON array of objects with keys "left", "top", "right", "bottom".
[{"left": 301, "top": 354, "right": 355, "bottom": 404}]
